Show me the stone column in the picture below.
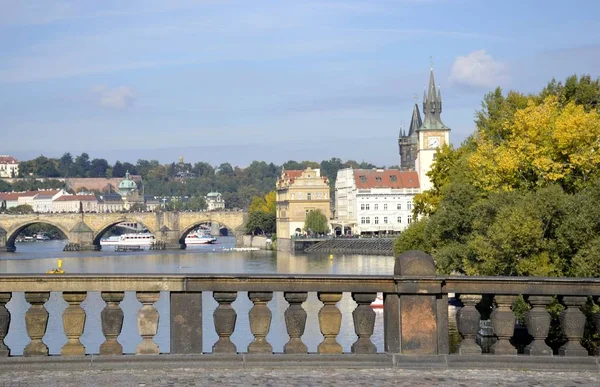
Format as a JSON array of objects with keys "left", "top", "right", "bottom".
[
  {"left": 61, "top": 292, "right": 87, "bottom": 356},
  {"left": 170, "top": 292, "right": 202, "bottom": 354},
  {"left": 24, "top": 292, "right": 50, "bottom": 357},
  {"left": 456, "top": 294, "right": 482, "bottom": 355},
  {"left": 248, "top": 292, "right": 273, "bottom": 354},
  {"left": 595, "top": 298, "right": 600, "bottom": 357},
  {"left": 351, "top": 292, "right": 377, "bottom": 354},
  {"left": 100, "top": 292, "right": 124, "bottom": 356},
  {"left": 558, "top": 296, "right": 588, "bottom": 357},
  {"left": 317, "top": 292, "right": 342, "bottom": 354},
  {"left": 490, "top": 295, "right": 517, "bottom": 355},
  {"left": 524, "top": 295, "right": 552, "bottom": 356},
  {"left": 136, "top": 292, "right": 160, "bottom": 355},
  {"left": 0, "top": 293, "right": 11, "bottom": 357},
  {"left": 283, "top": 292, "right": 308, "bottom": 354},
  {"left": 212, "top": 291, "right": 237, "bottom": 353}
]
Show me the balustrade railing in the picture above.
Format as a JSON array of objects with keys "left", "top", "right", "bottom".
[{"left": 0, "top": 252, "right": 598, "bottom": 363}]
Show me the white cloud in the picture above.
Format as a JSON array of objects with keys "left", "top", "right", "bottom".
[
  {"left": 450, "top": 50, "right": 509, "bottom": 88},
  {"left": 92, "top": 85, "right": 134, "bottom": 109}
]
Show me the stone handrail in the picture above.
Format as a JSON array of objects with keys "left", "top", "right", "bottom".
[{"left": 0, "top": 251, "right": 598, "bottom": 364}]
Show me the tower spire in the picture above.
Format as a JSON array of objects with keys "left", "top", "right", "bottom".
[{"left": 419, "top": 65, "right": 448, "bottom": 130}]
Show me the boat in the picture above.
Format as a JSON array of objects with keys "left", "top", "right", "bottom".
[
  {"left": 36, "top": 233, "right": 51, "bottom": 241},
  {"left": 371, "top": 292, "right": 384, "bottom": 308},
  {"left": 100, "top": 233, "right": 155, "bottom": 249},
  {"left": 185, "top": 230, "right": 217, "bottom": 245}
]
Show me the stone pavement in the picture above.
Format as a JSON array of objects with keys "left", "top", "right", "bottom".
[{"left": 0, "top": 368, "right": 598, "bottom": 386}]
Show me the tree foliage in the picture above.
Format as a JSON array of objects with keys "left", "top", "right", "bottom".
[
  {"left": 303, "top": 209, "right": 329, "bottom": 235},
  {"left": 245, "top": 191, "right": 276, "bottom": 235}
]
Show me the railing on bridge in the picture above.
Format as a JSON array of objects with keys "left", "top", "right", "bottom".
[{"left": 0, "top": 252, "right": 599, "bottom": 368}]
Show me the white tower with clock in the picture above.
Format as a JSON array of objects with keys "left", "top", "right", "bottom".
[{"left": 415, "top": 67, "right": 451, "bottom": 192}]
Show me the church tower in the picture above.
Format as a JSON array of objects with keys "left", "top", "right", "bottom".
[
  {"left": 415, "top": 67, "right": 450, "bottom": 191},
  {"left": 398, "top": 99, "right": 422, "bottom": 170}
]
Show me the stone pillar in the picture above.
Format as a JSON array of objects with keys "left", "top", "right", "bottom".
[
  {"left": 69, "top": 221, "right": 96, "bottom": 250},
  {"left": 100, "top": 292, "right": 124, "bottom": 356},
  {"left": 351, "top": 292, "right": 377, "bottom": 354},
  {"left": 248, "top": 292, "right": 273, "bottom": 353},
  {"left": 558, "top": 296, "right": 588, "bottom": 357},
  {"left": 456, "top": 294, "right": 482, "bottom": 355},
  {"left": 0, "top": 228, "right": 7, "bottom": 252},
  {"left": 595, "top": 300, "right": 600, "bottom": 357},
  {"left": 170, "top": 292, "right": 202, "bottom": 354},
  {"left": 61, "top": 292, "right": 87, "bottom": 356},
  {"left": 212, "top": 291, "right": 237, "bottom": 353},
  {"left": 283, "top": 292, "right": 308, "bottom": 354},
  {"left": 490, "top": 295, "right": 517, "bottom": 355},
  {"left": 136, "top": 292, "right": 160, "bottom": 355},
  {"left": 317, "top": 292, "right": 342, "bottom": 354},
  {"left": 0, "top": 293, "right": 11, "bottom": 357},
  {"left": 524, "top": 295, "right": 553, "bottom": 356},
  {"left": 24, "top": 292, "right": 50, "bottom": 357},
  {"left": 383, "top": 293, "right": 400, "bottom": 354}
]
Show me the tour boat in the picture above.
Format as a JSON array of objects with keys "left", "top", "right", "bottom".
[
  {"left": 185, "top": 230, "right": 217, "bottom": 245},
  {"left": 371, "top": 292, "right": 384, "bottom": 308},
  {"left": 36, "top": 233, "right": 51, "bottom": 241},
  {"left": 100, "top": 233, "right": 155, "bottom": 248}
]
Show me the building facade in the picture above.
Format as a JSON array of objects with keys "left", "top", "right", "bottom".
[
  {"left": 53, "top": 194, "right": 99, "bottom": 213},
  {"left": 334, "top": 168, "right": 420, "bottom": 235},
  {"left": 0, "top": 156, "right": 19, "bottom": 178},
  {"left": 205, "top": 192, "right": 225, "bottom": 211},
  {"left": 276, "top": 168, "right": 331, "bottom": 239}
]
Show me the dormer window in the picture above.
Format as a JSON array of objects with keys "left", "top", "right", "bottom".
[
  {"left": 359, "top": 175, "right": 366, "bottom": 182},
  {"left": 390, "top": 175, "right": 397, "bottom": 182},
  {"left": 375, "top": 176, "right": 382, "bottom": 182}
]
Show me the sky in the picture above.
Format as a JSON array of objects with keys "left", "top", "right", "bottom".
[{"left": 1, "top": 0, "right": 599, "bottom": 167}]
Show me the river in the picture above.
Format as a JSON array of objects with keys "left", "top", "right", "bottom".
[{"left": 0, "top": 238, "right": 395, "bottom": 355}]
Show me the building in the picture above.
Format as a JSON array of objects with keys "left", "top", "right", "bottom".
[
  {"left": 398, "top": 67, "right": 451, "bottom": 191},
  {"left": 276, "top": 167, "right": 331, "bottom": 239},
  {"left": 205, "top": 192, "right": 225, "bottom": 211},
  {"left": 53, "top": 194, "right": 99, "bottom": 213},
  {"left": 334, "top": 168, "right": 419, "bottom": 235},
  {"left": 0, "top": 155, "right": 19, "bottom": 178}
]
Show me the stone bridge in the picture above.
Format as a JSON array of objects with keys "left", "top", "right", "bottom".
[{"left": 0, "top": 211, "right": 246, "bottom": 252}]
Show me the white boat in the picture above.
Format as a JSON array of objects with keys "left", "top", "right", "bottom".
[
  {"left": 185, "top": 230, "right": 217, "bottom": 245},
  {"left": 100, "top": 233, "right": 155, "bottom": 248},
  {"left": 36, "top": 234, "right": 51, "bottom": 241},
  {"left": 371, "top": 292, "right": 384, "bottom": 308}
]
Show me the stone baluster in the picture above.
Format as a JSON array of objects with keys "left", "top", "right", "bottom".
[
  {"left": 524, "top": 295, "right": 553, "bottom": 356},
  {"left": 248, "top": 292, "right": 273, "bottom": 353},
  {"left": 351, "top": 293, "right": 377, "bottom": 354},
  {"left": 0, "top": 293, "right": 11, "bottom": 357},
  {"left": 136, "top": 292, "right": 160, "bottom": 355},
  {"left": 100, "top": 292, "right": 124, "bottom": 355},
  {"left": 23, "top": 292, "right": 50, "bottom": 357},
  {"left": 213, "top": 291, "right": 237, "bottom": 353},
  {"left": 490, "top": 295, "right": 517, "bottom": 355},
  {"left": 595, "top": 297, "right": 600, "bottom": 357},
  {"left": 317, "top": 292, "right": 343, "bottom": 354},
  {"left": 61, "top": 292, "right": 87, "bottom": 356},
  {"left": 456, "top": 294, "right": 482, "bottom": 355},
  {"left": 283, "top": 292, "right": 308, "bottom": 354},
  {"left": 558, "top": 296, "right": 588, "bottom": 356}
]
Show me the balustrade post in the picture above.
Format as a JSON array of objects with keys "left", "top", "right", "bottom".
[
  {"left": 0, "top": 293, "right": 11, "bottom": 357},
  {"left": 595, "top": 297, "right": 600, "bottom": 357},
  {"left": 23, "top": 292, "right": 50, "bottom": 357},
  {"left": 100, "top": 292, "right": 124, "bottom": 355},
  {"left": 490, "top": 295, "right": 517, "bottom": 355},
  {"left": 558, "top": 296, "right": 587, "bottom": 357},
  {"left": 170, "top": 292, "right": 203, "bottom": 354},
  {"left": 248, "top": 292, "right": 273, "bottom": 354},
  {"left": 351, "top": 292, "right": 377, "bottom": 354},
  {"left": 456, "top": 294, "right": 482, "bottom": 355},
  {"left": 136, "top": 292, "right": 160, "bottom": 355},
  {"left": 212, "top": 291, "right": 237, "bottom": 353},
  {"left": 524, "top": 295, "right": 552, "bottom": 356},
  {"left": 283, "top": 292, "right": 308, "bottom": 354},
  {"left": 317, "top": 292, "right": 343, "bottom": 354},
  {"left": 61, "top": 292, "right": 87, "bottom": 356}
]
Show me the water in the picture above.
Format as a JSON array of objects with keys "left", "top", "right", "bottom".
[{"left": 0, "top": 239, "right": 395, "bottom": 355}]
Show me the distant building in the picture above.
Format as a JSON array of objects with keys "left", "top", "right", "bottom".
[
  {"left": 276, "top": 167, "right": 331, "bottom": 239},
  {"left": 0, "top": 155, "right": 19, "bottom": 178},
  {"left": 65, "top": 175, "right": 142, "bottom": 194},
  {"left": 53, "top": 194, "right": 99, "bottom": 213},
  {"left": 334, "top": 168, "right": 420, "bottom": 235},
  {"left": 205, "top": 192, "right": 225, "bottom": 211}
]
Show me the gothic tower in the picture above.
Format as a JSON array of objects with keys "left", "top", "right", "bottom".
[{"left": 398, "top": 100, "right": 422, "bottom": 170}]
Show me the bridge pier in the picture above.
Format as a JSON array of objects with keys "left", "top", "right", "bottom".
[{"left": 69, "top": 222, "right": 97, "bottom": 251}]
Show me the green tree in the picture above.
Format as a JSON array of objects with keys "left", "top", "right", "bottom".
[
  {"left": 303, "top": 209, "right": 329, "bottom": 235},
  {"left": 7, "top": 204, "right": 34, "bottom": 214}
]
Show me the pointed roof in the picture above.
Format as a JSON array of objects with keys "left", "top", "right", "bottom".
[
  {"left": 407, "top": 103, "right": 422, "bottom": 136},
  {"left": 420, "top": 67, "right": 449, "bottom": 131}
]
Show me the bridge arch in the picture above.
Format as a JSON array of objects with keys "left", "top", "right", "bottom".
[
  {"left": 177, "top": 220, "right": 236, "bottom": 246},
  {"left": 92, "top": 218, "right": 158, "bottom": 248},
  {"left": 6, "top": 220, "right": 72, "bottom": 252}
]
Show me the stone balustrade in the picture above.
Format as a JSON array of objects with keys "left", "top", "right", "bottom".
[{"left": 0, "top": 251, "right": 598, "bottom": 368}]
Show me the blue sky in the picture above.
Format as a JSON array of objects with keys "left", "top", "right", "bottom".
[{"left": 1, "top": 0, "right": 599, "bottom": 167}]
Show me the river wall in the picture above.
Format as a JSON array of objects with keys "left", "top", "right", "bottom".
[{"left": 236, "top": 235, "right": 273, "bottom": 250}]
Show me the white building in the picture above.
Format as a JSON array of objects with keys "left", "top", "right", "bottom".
[
  {"left": 53, "top": 194, "right": 99, "bottom": 213},
  {"left": 334, "top": 168, "right": 420, "bottom": 235},
  {"left": 0, "top": 155, "right": 19, "bottom": 178},
  {"left": 31, "top": 189, "right": 67, "bottom": 213},
  {"left": 205, "top": 192, "right": 225, "bottom": 211}
]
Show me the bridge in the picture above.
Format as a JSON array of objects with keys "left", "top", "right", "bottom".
[{"left": 0, "top": 211, "right": 246, "bottom": 252}]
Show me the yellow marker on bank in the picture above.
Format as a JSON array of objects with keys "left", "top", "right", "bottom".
[
  {"left": 47, "top": 259, "right": 65, "bottom": 274},
  {"left": 329, "top": 254, "right": 334, "bottom": 260}
]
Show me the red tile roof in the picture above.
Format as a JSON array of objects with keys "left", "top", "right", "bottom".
[
  {"left": 353, "top": 170, "right": 419, "bottom": 189},
  {"left": 0, "top": 190, "right": 61, "bottom": 201},
  {"left": 0, "top": 156, "right": 18, "bottom": 164},
  {"left": 55, "top": 195, "right": 97, "bottom": 202}
]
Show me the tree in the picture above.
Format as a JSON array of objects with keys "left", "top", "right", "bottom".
[
  {"left": 74, "top": 153, "right": 91, "bottom": 177},
  {"left": 303, "top": 209, "right": 329, "bottom": 235},
  {"left": 89, "top": 158, "right": 109, "bottom": 178},
  {"left": 59, "top": 153, "right": 74, "bottom": 177},
  {"left": 7, "top": 204, "right": 34, "bottom": 214},
  {"left": 112, "top": 161, "right": 126, "bottom": 178}
]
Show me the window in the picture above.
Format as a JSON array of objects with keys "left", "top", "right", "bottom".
[
  {"left": 359, "top": 175, "right": 366, "bottom": 182},
  {"left": 397, "top": 216, "right": 401, "bottom": 223},
  {"left": 374, "top": 216, "right": 379, "bottom": 224},
  {"left": 383, "top": 216, "right": 388, "bottom": 224},
  {"left": 307, "top": 193, "right": 312, "bottom": 200},
  {"left": 366, "top": 217, "right": 371, "bottom": 224},
  {"left": 361, "top": 217, "right": 366, "bottom": 224},
  {"left": 407, "top": 201, "right": 412, "bottom": 211},
  {"left": 397, "top": 203, "right": 401, "bottom": 210},
  {"left": 376, "top": 176, "right": 382, "bottom": 182},
  {"left": 390, "top": 175, "right": 397, "bottom": 182},
  {"left": 361, "top": 204, "right": 365, "bottom": 210},
  {"left": 407, "top": 215, "right": 412, "bottom": 224},
  {"left": 365, "top": 204, "right": 370, "bottom": 210},
  {"left": 383, "top": 204, "right": 388, "bottom": 210},
  {"left": 374, "top": 204, "right": 378, "bottom": 210}
]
